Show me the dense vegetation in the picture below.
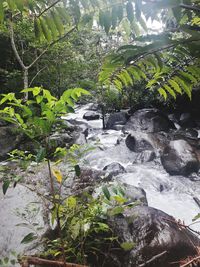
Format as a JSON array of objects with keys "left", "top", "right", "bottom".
[{"left": 0, "top": 0, "right": 200, "bottom": 266}]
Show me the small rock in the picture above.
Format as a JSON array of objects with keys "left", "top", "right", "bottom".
[
  {"left": 103, "top": 162, "right": 126, "bottom": 177},
  {"left": 83, "top": 111, "right": 100, "bottom": 121}
]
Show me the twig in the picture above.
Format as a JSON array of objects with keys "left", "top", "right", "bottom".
[
  {"left": 139, "top": 251, "right": 167, "bottom": 267},
  {"left": 180, "top": 255, "right": 200, "bottom": 267},
  {"left": 37, "top": 0, "right": 62, "bottom": 18},
  {"left": 19, "top": 256, "right": 88, "bottom": 267}
]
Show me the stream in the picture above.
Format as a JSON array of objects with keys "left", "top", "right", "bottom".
[{"left": 0, "top": 102, "right": 200, "bottom": 264}]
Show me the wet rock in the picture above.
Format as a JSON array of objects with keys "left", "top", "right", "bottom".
[
  {"left": 106, "top": 112, "right": 129, "bottom": 130},
  {"left": 106, "top": 206, "right": 200, "bottom": 267},
  {"left": 0, "top": 126, "right": 23, "bottom": 159},
  {"left": 72, "top": 168, "right": 111, "bottom": 194},
  {"left": 83, "top": 111, "right": 100, "bottom": 121},
  {"left": 49, "top": 132, "right": 73, "bottom": 148},
  {"left": 122, "top": 183, "right": 148, "bottom": 205},
  {"left": 87, "top": 103, "right": 100, "bottom": 111},
  {"left": 179, "top": 113, "right": 196, "bottom": 128},
  {"left": 161, "top": 140, "right": 199, "bottom": 176},
  {"left": 103, "top": 162, "right": 126, "bottom": 177},
  {"left": 125, "top": 133, "right": 154, "bottom": 152},
  {"left": 185, "top": 128, "right": 199, "bottom": 138},
  {"left": 133, "top": 150, "right": 156, "bottom": 163},
  {"left": 123, "top": 108, "right": 174, "bottom": 133}
]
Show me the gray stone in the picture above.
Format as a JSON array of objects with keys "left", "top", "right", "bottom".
[
  {"left": 83, "top": 111, "right": 100, "bottom": 121},
  {"left": 106, "top": 206, "right": 200, "bottom": 267},
  {"left": 123, "top": 108, "right": 174, "bottom": 133},
  {"left": 125, "top": 133, "right": 154, "bottom": 152},
  {"left": 161, "top": 139, "right": 199, "bottom": 176},
  {"left": 0, "top": 126, "right": 23, "bottom": 159},
  {"left": 103, "top": 162, "right": 126, "bottom": 177},
  {"left": 106, "top": 112, "right": 129, "bottom": 130}
]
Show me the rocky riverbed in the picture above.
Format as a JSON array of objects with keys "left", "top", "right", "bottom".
[{"left": 1, "top": 103, "right": 200, "bottom": 266}]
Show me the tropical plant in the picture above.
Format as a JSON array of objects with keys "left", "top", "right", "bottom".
[{"left": 99, "top": 0, "right": 200, "bottom": 100}]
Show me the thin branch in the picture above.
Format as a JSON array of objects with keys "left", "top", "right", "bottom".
[
  {"left": 180, "top": 255, "right": 200, "bottom": 267},
  {"left": 37, "top": 0, "right": 62, "bottom": 18},
  {"left": 9, "top": 20, "right": 26, "bottom": 70},
  {"left": 19, "top": 256, "right": 88, "bottom": 267},
  {"left": 180, "top": 4, "right": 200, "bottom": 13},
  {"left": 27, "top": 26, "right": 77, "bottom": 69},
  {"left": 29, "top": 66, "right": 47, "bottom": 87},
  {"left": 139, "top": 251, "right": 167, "bottom": 267}
]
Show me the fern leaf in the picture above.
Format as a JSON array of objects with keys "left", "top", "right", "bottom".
[
  {"left": 163, "top": 85, "right": 176, "bottom": 99},
  {"left": 158, "top": 87, "right": 167, "bottom": 100},
  {"left": 168, "top": 79, "right": 182, "bottom": 94}
]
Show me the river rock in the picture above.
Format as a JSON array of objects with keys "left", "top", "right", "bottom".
[
  {"left": 133, "top": 150, "right": 156, "bottom": 163},
  {"left": 0, "top": 126, "right": 23, "bottom": 159},
  {"left": 161, "top": 139, "right": 199, "bottom": 176},
  {"left": 103, "top": 162, "right": 126, "bottom": 176},
  {"left": 123, "top": 108, "right": 174, "bottom": 133},
  {"left": 125, "top": 133, "right": 154, "bottom": 152},
  {"left": 105, "top": 206, "right": 200, "bottom": 267},
  {"left": 106, "top": 112, "right": 129, "bottom": 130},
  {"left": 179, "top": 113, "right": 196, "bottom": 128},
  {"left": 49, "top": 132, "right": 73, "bottom": 148},
  {"left": 83, "top": 111, "right": 100, "bottom": 121}
]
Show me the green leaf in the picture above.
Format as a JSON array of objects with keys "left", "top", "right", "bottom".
[
  {"left": 120, "top": 242, "right": 135, "bottom": 251},
  {"left": 102, "top": 186, "right": 111, "bottom": 200},
  {"left": 109, "top": 206, "right": 124, "bottom": 216},
  {"left": 0, "top": 0, "right": 4, "bottom": 23},
  {"left": 36, "top": 147, "right": 46, "bottom": 163},
  {"left": 21, "top": 232, "right": 37, "bottom": 244},
  {"left": 3, "top": 180, "right": 10, "bottom": 195},
  {"left": 168, "top": 79, "right": 182, "bottom": 94},
  {"left": 74, "top": 164, "right": 81, "bottom": 177},
  {"left": 163, "top": 85, "right": 176, "bottom": 99},
  {"left": 193, "top": 213, "right": 200, "bottom": 222},
  {"left": 158, "top": 87, "right": 167, "bottom": 100}
]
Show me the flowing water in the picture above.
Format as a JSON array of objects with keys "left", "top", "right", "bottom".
[
  {"left": 0, "top": 103, "right": 200, "bottom": 262},
  {"left": 66, "top": 104, "right": 200, "bottom": 230}
]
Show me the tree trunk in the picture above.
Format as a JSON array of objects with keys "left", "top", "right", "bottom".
[{"left": 23, "top": 68, "right": 29, "bottom": 100}]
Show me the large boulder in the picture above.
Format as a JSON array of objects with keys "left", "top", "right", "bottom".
[
  {"left": 123, "top": 108, "right": 174, "bottom": 133},
  {"left": 161, "top": 139, "right": 199, "bottom": 176},
  {"left": 83, "top": 111, "right": 100, "bottom": 121},
  {"left": 0, "top": 126, "right": 23, "bottom": 159},
  {"left": 106, "top": 112, "right": 129, "bottom": 130},
  {"left": 125, "top": 133, "right": 154, "bottom": 152},
  {"left": 103, "top": 162, "right": 126, "bottom": 177},
  {"left": 105, "top": 206, "right": 200, "bottom": 267}
]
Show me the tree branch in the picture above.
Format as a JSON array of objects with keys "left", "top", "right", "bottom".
[
  {"left": 37, "top": 0, "right": 62, "bottom": 18},
  {"left": 29, "top": 66, "right": 47, "bottom": 87},
  {"left": 139, "top": 251, "right": 167, "bottom": 267},
  {"left": 180, "top": 255, "right": 200, "bottom": 267},
  {"left": 28, "top": 26, "right": 77, "bottom": 69},
  {"left": 9, "top": 20, "right": 26, "bottom": 70},
  {"left": 180, "top": 4, "right": 200, "bottom": 13},
  {"left": 19, "top": 256, "right": 88, "bottom": 267}
]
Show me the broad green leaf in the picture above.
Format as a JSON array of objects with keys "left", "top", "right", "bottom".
[
  {"left": 36, "top": 147, "right": 46, "bottom": 163},
  {"left": 74, "top": 164, "right": 81, "bottom": 177},
  {"left": 21, "top": 233, "right": 37, "bottom": 244},
  {"left": 102, "top": 186, "right": 111, "bottom": 200},
  {"left": 3, "top": 180, "right": 10, "bottom": 195},
  {"left": 109, "top": 206, "right": 124, "bottom": 216}
]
